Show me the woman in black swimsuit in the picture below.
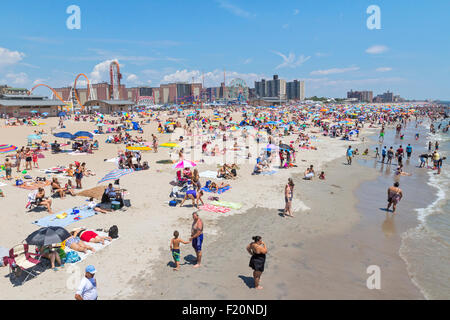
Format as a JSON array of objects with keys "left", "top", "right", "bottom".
[{"left": 247, "top": 236, "right": 268, "bottom": 290}]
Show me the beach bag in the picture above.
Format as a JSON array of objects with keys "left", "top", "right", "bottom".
[
  {"left": 15, "top": 179, "right": 23, "bottom": 186},
  {"left": 108, "top": 225, "right": 119, "bottom": 239},
  {"left": 65, "top": 251, "right": 80, "bottom": 264},
  {"left": 169, "top": 200, "right": 177, "bottom": 207}
]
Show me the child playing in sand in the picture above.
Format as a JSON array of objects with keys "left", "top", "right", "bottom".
[
  {"left": 319, "top": 171, "right": 325, "bottom": 180},
  {"left": 170, "top": 231, "right": 189, "bottom": 271}
]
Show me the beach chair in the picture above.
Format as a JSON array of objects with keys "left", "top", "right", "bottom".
[
  {"left": 7, "top": 244, "right": 41, "bottom": 284},
  {"left": 176, "top": 170, "right": 188, "bottom": 186}
]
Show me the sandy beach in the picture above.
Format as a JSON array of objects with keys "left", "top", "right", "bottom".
[{"left": 0, "top": 106, "right": 444, "bottom": 300}]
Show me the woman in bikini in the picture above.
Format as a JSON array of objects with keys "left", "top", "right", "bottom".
[
  {"left": 283, "top": 178, "right": 294, "bottom": 217},
  {"left": 65, "top": 231, "right": 96, "bottom": 253},
  {"left": 246, "top": 236, "right": 267, "bottom": 290},
  {"left": 71, "top": 228, "right": 112, "bottom": 245}
]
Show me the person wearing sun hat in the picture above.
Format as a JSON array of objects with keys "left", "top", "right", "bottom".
[{"left": 75, "top": 265, "right": 98, "bottom": 300}]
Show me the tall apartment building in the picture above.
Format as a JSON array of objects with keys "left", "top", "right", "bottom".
[
  {"left": 347, "top": 90, "right": 373, "bottom": 102},
  {"left": 286, "top": 80, "right": 305, "bottom": 101},
  {"left": 255, "top": 75, "right": 286, "bottom": 98}
]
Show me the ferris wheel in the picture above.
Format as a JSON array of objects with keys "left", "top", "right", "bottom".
[{"left": 227, "top": 78, "right": 249, "bottom": 102}]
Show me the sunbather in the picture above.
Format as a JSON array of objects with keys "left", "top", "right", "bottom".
[
  {"left": 71, "top": 228, "right": 112, "bottom": 245},
  {"left": 65, "top": 233, "right": 96, "bottom": 253},
  {"left": 35, "top": 187, "right": 53, "bottom": 213},
  {"left": 51, "top": 178, "right": 65, "bottom": 198},
  {"left": 209, "top": 182, "right": 230, "bottom": 192},
  {"left": 88, "top": 197, "right": 110, "bottom": 213},
  {"left": 64, "top": 180, "right": 76, "bottom": 196}
]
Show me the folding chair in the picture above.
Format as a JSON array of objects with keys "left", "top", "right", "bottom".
[{"left": 7, "top": 244, "right": 41, "bottom": 284}]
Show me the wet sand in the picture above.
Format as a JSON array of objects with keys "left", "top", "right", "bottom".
[{"left": 129, "top": 155, "right": 423, "bottom": 299}]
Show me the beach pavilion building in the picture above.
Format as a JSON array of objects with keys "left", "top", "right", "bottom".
[
  {"left": 83, "top": 99, "right": 135, "bottom": 114},
  {"left": 0, "top": 94, "right": 64, "bottom": 117}
]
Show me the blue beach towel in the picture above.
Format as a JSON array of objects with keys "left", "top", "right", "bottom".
[
  {"left": 201, "top": 185, "right": 231, "bottom": 194},
  {"left": 33, "top": 205, "right": 97, "bottom": 227}
]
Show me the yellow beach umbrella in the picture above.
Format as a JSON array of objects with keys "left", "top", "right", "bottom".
[{"left": 160, "top": 142, "right": 180, "bottom": 148}]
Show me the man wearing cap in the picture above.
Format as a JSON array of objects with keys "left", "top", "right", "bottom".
[{"left": 75, "top": 265, "right": 98, "bottom": 300}]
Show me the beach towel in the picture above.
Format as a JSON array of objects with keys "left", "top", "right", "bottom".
[
  {"left": 32, "top": 205, "right": 97, "bottom": 227},
  {"left": 201, "top": 185, "right": 231, "bottom": 194},
  {"left": 260, "top": 170, "right": 277, "bottom": 175},
  {"left": 199, "top": 170, "right": 223, "bottom": 180},
  {"left": 0, "top": 182, "right": 7, "bottom": 187},
  {"left": 210, "top": 201, "right": 242, "bottom": 209},
  {"left": 17, "top": 180, "right": 51, "bottom": 190},
  {"left": 199, "top": 204, "right": 230, "bottom": 213},
  {"left": 64, "top": 231, "right": 118, "bottom": 264}
]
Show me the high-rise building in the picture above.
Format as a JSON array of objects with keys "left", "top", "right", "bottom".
[
  {"left": 347, "top": 90, "right": 373, "bottom": 102},
  {"left": 255, "top": 75, "right": 286, "bottom": 98},
  {"left": 286, "top": 80, "right": 305, "bottom": 101}
]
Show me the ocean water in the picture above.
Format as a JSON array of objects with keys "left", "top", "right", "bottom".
[
  {"left": 399, "top": 119, "right": 450, "bottom": 299},
  {"left": 356, "top": 119, "right": 449, "bottom": 299}
]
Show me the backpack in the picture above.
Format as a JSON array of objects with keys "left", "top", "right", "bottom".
[{"left": 108, "top": 225, "right": 119, "bottom": 239}]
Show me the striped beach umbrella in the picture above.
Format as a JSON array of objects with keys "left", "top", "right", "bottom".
[
  {"left": 98, "top": 169, "right": 134, "bottom": 184},
  {"left": 0, "top": 144, "right": 18, "bottom": 153}
]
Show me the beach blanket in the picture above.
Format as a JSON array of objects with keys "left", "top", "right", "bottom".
[
  {"left": 0, "top": 182, "right": 7, "bottom": 187},
  {"left": 17, "top": 180, "right": 51, "bottom": 190},
  {"left": 201, "top": 185, "right": 231, "bottom": 194},
  {"left": 199, "top": 204, "right": 230, "bottom": 213},
  {"left": 210, "top": 200, "right": 242, "bottom": 209},
  {"left": 32, "top": 205, "right": 97, "bottom": 227},
  {"left": 199, "top": 170, "right": 223, "bottom": 180},
  {"left": 260, "top": 170, "right": 277, "bottom": 175},
  {"left": 64, "top": 231, "right": 118, "bottom": 264}
]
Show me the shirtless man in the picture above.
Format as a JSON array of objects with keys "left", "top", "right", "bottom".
[
  {"left": 4, "top": 158, "right": 12, "bottom": 180},
  {"left": 189, "top": 212, "right": 203, "bottom": 268},
  {"left": 283, "top": 178, "right": 294, "bottom": 217},
  {"left": 387, "top": 182, "right": 403, "bottom": 213}
]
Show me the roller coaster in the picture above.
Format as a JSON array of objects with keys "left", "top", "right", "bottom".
[{"left": 28, "top": 61, "right": 121, "bottom": 110}]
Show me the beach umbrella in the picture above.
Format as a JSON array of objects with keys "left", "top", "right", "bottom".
[
  {"left": 172, "top": 160, "right": 196, "bottom": 169},
  {"left": 0, "top": 144, "right": 18, "bottom": 153},
  {"left": 30, "top": 110, "right": 38, "bottom": 113},
  {"left": 73, "top": 131, "right": 93, "bottom": 138},
  {"left": 160, "top": 142, "right": 180, "bottom": 148},
  {"left": 279, "top": 143, "right": 293, "bottom": 151},
  {"left": 53, "top": 132, "right": 73, "bottom": 139},
  {"left": 74, "top": 136, "right": 92, "bottom": 141},
  {"left": 25, "top": 226, "right": 71, "bottom": 247},
  {"left": 42, "top": 112, "right": 49, "bottom": 116},
  {"left": 57, "top": 111, "right": 66, "bottom": 117},
  {"left": 265, "top": 144, "right": 279, "bottom": 151},
  {"left": 98, "top": 168, "right": 134, "bottom": 184}
]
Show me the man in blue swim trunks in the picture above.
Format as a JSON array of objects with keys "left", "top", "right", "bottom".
[{"left": 189, "top": 212, "right": 203, "bottom": 268}]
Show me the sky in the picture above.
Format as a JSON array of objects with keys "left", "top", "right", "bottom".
[{"left": 0, "top": 0, "right": 448, "bottom": 100}]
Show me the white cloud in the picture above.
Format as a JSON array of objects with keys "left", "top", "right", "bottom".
[
  {"left": 366, "top": 45, "right": 389, "bottom": 54},
  {"left": 376, "top": 67, "right": 392, "bottom": 72},
  {"left": 310, "top": 66, "right": 360, "bottom": 75},
  {"left": 216, "top": 0, "right": 255, "bottom": 18},
  {"left": 126, "top": 74, "right": 139, "bottom": 83},
  {"left": 0, "top": 47, "right": 25, "bottom": 68},
  {"left": 162, "top": 69, "right": 264, "bottom": 87},
  {"left": 273, "top": 51, "right": 311, "bottom": 69},
  {"left": 315, "top": 52, "right": 330, "bottom": 57},
  {"left": 282, "top": 24, "right": 289, "bottom": 29},
  {"left": 243, "top": 58, "right": 252, "bottom": 64},
  {"left": 4, "top": 72, "right": 29, "bottom": 85},
  {"left": 293, "top": 9, "right": 299, "bottom": 15}
]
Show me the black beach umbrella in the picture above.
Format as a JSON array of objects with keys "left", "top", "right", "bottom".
[{"left": 25, "top": 227, "right": 71, "bottom": 247}]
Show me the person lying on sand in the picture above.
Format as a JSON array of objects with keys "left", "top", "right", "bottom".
[
  {"left": 209, "top": 182, "right": 230, "bottom": 192},
  {"left": 71, "top": 228, "right": 112, "bottom": 245},
  {"left": 65, "top": 233, "right": 95, "bottom": 253}
]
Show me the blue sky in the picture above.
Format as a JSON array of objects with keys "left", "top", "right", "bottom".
[{"left": 0, "top": 0, "right": 448, "bottom": 99}]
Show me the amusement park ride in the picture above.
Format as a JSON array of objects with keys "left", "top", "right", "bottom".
[{"left": 28, "top": 61, "right": 123, "bottom": 111}]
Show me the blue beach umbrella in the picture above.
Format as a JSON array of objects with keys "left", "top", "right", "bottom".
[
  {"left": 53, "top": 132, "right": 74, "bottom": 139},
  {"left": 98, "top": 169, "right": 134, "bottom": 184},
  {"left": 73, "top": 131, "right": 93, "bottom": 139}
]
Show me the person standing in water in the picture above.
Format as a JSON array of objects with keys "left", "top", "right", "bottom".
[
  {"left": 246, "top": 236, "right": 267, "bottom": 290},
  {"left": 387, "top": 182, "right": 403, "bottom": 213}
]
